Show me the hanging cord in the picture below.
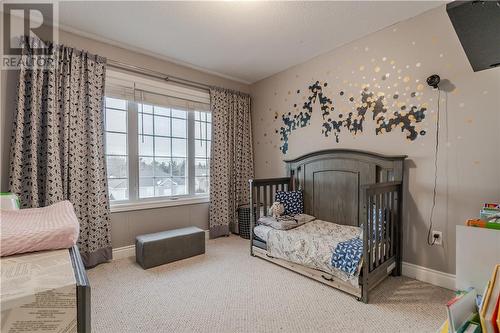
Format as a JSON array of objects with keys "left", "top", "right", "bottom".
[{"left": 427, "top": 88, "right": 441, "bottom": 246}]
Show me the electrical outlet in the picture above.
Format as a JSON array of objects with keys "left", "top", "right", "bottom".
[{"left": 432, "top": 231, "right": 443, "bottom": 246}]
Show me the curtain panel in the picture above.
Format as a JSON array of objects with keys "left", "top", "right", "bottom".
[
  {"left": 9, "top": 38, "right": 112, "bottom": 267},
  {"left": 209, "top": 88, "right": 253, "bottom": 238}
]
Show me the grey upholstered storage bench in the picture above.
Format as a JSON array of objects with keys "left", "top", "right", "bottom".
[{"left": 135, "top": 227, "right": 205, "bottom": 269}]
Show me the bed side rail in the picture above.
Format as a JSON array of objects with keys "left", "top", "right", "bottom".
[
  {"left": 249, "top": 177, "right": 292, "bottom": 254},
  {"left": 362, "top": 181, "right": 402, "bottom": 276}
]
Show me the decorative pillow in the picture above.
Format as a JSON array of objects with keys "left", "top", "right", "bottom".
[
  {"left": 275, "top": 190, "right": 304, "bottom": 215},
  {"left": 257, "top": 214, "right": 315, "bottom": 230}
]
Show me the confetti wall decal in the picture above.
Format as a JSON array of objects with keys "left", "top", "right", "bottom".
[{"left": 277, "top": 80, "right": 427, "bottom": 154}]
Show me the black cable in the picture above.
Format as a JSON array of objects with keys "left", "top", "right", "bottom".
[{"left": 427, "top": 88, "right": 441, "bottom": 246}]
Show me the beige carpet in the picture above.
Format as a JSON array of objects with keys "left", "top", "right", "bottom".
[{"left": 87, "top": 236, "right": 452, "bottom": 333}]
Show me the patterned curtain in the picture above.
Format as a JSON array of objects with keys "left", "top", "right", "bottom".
[
  {"left": 209, "top": 88, "right": 253, "bottom": 238},
  {"left": 9, "top": 38, "right": 112, "bottom": 267}
]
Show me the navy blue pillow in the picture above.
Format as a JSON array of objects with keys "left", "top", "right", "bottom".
[{"left": 275, "top": 191, "right": 304, "bottom": 215}]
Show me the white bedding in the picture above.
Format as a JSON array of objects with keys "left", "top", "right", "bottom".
[
  {"left": 254, "top": 224, "right": 273, "bottom": 242},
  {"left": 255, "top": 219, "right": 362, "bottom": 285}
]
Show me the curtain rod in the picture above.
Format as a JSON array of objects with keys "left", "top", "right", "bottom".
[{"left": 107, "top": 59, "right": 211, "bottom": 92}]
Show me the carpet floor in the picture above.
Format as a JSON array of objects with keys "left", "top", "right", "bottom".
[{"left": 87, "top": 235, "right": 452, "bottom": 333}]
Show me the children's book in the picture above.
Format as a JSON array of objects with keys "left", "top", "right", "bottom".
[
  {"left": 466, "top": 219, "right": 500, "bottom": 230},
  {"left": 480, "top": 265, "right": 500, "bottom": 333},
  {"left": 447, "top": 288, "right": 478, "bottom": 333}
]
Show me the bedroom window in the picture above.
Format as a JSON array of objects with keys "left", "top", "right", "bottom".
[
  {"left": 104, "top": 97, "right": 129, "bottom": 201},
  {"left": 104, "top": 70, "right": 211, "bottom": 210}
]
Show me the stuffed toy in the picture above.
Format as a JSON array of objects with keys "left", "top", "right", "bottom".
[{"left": 268, "top": 202, "right": 285, "bottom": 218}]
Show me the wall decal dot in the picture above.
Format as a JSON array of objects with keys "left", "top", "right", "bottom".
[
  {"left": 439, "top": 53, "right": 444, "bottom": 58},
  {"left": 374, "top": 66, "right": 381, "bottom": 73},
  {"left": 340, "top": 91, "right": 344, "bottom": 96},
  {"left": 403, "top": 76, "right": 410, "bottom": 83},
  {"left": 297, "top": 89, "right": 300, "bottom": 94},
  {"left": 359, "top": 65, "right": 365, "bottom": 71},
  {"left": 364, "top": 47, "right": 369, "bottom": 51},
  {"left": 483, "top": 91, "right": 488, "bottom": 95},
  {"left": 420, "top": 130, "right": 426, "bottom": 135},
  {"left": 412, "top": 41, "right": 416, "bottom": 45},
  {"left": 382, "top": 57, "right": 387, "bottom": 61},
  {"left": 416, "top": 62, "right": 421, "bottom": 67}
]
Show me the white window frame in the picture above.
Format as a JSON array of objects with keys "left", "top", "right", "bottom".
[{"left": 105, "top": 70, "right": 211, "bottom": 212}]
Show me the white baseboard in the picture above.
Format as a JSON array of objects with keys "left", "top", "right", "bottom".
[
  {"left": 112, "top": 230, "right": 210, "bottom": 260},
  {"left": 402, "top": 261, "right": 456, "bottom": 290},
  {"left": 113, "top": 244, "right": 136, "bottom": 260}
]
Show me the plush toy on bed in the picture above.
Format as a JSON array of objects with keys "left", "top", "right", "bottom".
[{"left": 268, "top": 201, "right": 285, "bottom": 218}]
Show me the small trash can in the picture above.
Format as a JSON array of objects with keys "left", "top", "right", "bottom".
[{"left": 237, "top": 204, "right": 258, "bottom": 239}]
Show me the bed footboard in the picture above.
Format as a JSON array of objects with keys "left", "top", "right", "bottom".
[
  {"left": 249, "top": 177, "right": 292, "bottom": 255},
  {"left": 361, "top": 181, "right": 403, "bottom": 303}
]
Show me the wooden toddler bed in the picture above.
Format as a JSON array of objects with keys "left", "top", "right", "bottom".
[{"left": 249, "top": 149, "right": 406, "bottom": 303}]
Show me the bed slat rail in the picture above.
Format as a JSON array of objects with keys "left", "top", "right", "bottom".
[
  {"left": 249, "top": 177, "right": 292, "bottom": 254},
  {"left": 363, "top": 181, "right": 402, "bottom": 275}
]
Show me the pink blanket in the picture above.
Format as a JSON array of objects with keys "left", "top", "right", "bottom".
[{"left": 1, "top": 201, "right": 79, "bottom": 257}]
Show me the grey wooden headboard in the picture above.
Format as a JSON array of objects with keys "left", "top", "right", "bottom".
[{"left": 284, "top": 149, "right": 406, "bottom": 227}]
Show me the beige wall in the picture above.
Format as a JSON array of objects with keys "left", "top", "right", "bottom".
[
  {"left": 250, "top": 6, "right": 500, "bottom": 275},
  {"left": 0, "top": 15, "right": 249, "bottom": 248}
]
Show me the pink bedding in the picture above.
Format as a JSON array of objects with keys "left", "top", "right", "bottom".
[{"left": 1, "top": 201, "right": 79, "bottom": 257}]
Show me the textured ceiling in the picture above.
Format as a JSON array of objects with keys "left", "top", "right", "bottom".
[{"left": 58, "top": 1, "right": 443, "bottom": 84}]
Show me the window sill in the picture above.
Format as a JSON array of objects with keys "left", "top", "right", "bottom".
[{"left": 110, "top": 196, "right": 209, "bottom": 213}]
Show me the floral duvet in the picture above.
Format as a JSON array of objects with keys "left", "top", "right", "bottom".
[{"left": 266, "top": 219, "right": 362, "bottom": 284}]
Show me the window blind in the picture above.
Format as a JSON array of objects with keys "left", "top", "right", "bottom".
[{"left": 105, "top": 70, "right": 210, "bottom": 111}]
